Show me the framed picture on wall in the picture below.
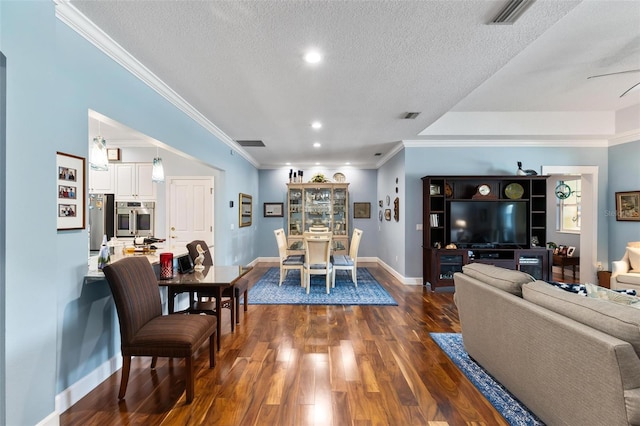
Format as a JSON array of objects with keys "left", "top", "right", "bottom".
[
  {"left": 353, "top": 202, "right": 371, "bottom": 219},
  {"left": 615, "top": 191, "right": 640, "bottom": 221},
  {"left": 57, "top": 151, "right": 85, "bottom": 230},
  {"left": 264, "top": 202, "right": 284, "bottom": 217}
]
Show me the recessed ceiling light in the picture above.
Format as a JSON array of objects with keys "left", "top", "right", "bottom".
[
  {"left": 285, "top": 162, "right": 291, "bottom": 166},
  {"left": 313, "top": 142, "right": 321, "bottom": 148},
  {"left": 345, "top": 162, "right": 351, "bottom": 165},
  {"left": 311, "top": 121, "right": 322, "bottom": 130},
  {"left": 304, "top": 51, "right": 322, "bottom": 64},
  {"left": 315, "top": 162, "right": 320, "bottom": 165}
]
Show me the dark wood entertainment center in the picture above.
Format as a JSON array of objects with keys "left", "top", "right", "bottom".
[{"left": 422, "top": 175, "right": 552, "bottom": 290}]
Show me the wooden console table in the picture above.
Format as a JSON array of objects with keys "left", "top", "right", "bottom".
[{"left": 553, "top": 255, "right": 579, "bottom": 280}]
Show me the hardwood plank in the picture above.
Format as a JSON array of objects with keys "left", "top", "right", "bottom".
[{"left": 60, "top": 262, "right": 512, "bottom": 426}]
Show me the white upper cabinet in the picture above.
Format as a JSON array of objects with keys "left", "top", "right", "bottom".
[
  {"left": 88, "top": 167, "right": 115, "bottom": 194},
  {"left": 114, "top": 163, "right": 156, "bottom": 200}
]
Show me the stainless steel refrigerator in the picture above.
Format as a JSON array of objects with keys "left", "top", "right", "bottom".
[{"left": 88, "top": 194, "right": 115, "bottom": 251}]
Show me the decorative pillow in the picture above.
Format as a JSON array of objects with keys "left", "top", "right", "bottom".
[
  {"left": 545, "top": 281, "right": 637, "bottom": 297},
  {"left": 584, "top": 283, "right": 640, "bottom": 307},
  {"left": 628, "top": 247, "right": 640, "bottom": 272}
]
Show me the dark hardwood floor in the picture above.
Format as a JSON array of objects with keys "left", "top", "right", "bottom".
[{"left": 61, "top": 262, "right": 569, "bottom": 426}]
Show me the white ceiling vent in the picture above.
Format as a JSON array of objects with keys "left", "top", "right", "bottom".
[
  {"left": 489, "top": 0, "right": 536, "bottom": 25},
  {"left": 236, "top": 140, "right": 266, "bottom": 147}
]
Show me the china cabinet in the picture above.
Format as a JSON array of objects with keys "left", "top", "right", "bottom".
[{"left": 287, "top": 183, "right": 349, "bottom": 254}]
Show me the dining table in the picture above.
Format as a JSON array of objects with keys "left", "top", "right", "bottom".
[{"left": 157, "top": 265, "right": 252, "bottom": 351}]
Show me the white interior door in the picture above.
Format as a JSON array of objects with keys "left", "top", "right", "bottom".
[{"left": 167, "top": 177, "right": 214, "bottom": 259}]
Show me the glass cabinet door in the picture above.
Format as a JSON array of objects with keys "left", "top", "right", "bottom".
[
  {"left": 288, "top": 187, "right": 303, "bottom": 236},
  {"left": 333, "top": 186, "right": 347, "bottom": 236},
  {"left": 304, "top": 186, "right": 332, "bottom": 231}
]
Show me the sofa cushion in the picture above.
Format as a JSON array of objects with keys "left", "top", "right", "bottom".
[
  {"left": 461, "top": 263, "right": 534, "bottom": 297},
  {"left": 629, "top": 247, "right": 640, "bottom": 272},
  {"left": 523, "top": 280, "right": 640, "bottom": 358}
]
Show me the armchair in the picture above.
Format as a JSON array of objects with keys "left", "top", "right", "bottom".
[{"left": 611, "top": 242, "right": 640, "bottom": 292}]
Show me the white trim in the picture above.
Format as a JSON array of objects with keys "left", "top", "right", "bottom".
[
  {"left": 609, "top": 130, "right": 640, "bottom": 146},
  {"left": 54, "top": 0, "right": 259, "bottom": 169},
  {"left": 375, "top": 142, "right": 405, "bottom": 168},
  {"left": 55, "top": 354, "right": 122, "bottom": 414},
  {"left": 403, "top": 139, "right": 610, "bottom": 148},
  {"left": 35, "top": 411, "right": 59, "bottom": 426},
  {"left": 542, "top": 166, "right": 599, "bottom": 284}
]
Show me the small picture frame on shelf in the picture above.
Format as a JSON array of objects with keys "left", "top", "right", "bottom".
[
  {"left": 107, "top": 148, "right": 121, "bottom": 161},
  {"left": 567, "top": 246, "right": 576, "bottom": 257}
]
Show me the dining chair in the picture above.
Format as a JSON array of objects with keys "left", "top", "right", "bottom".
[
  {"left": 333, "top": 228, "right": 363, "bottom": 287},
  {"left": 186, "top": 240, "right": 246, "bottom": 325},
  {"left": 274, "top": 228, "right": 305, "bottom": 287},
  {"left": 303, "top": 233, "right": 335, "bottom": 294},
  {"left": 103, "top": 256, "right": 216, "bottom": 403}
]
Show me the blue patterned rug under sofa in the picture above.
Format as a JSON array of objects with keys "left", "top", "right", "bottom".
[
  {"left": 431, "top": 333, "right": 544, "bottom": 426},
  {"left": 248, "top": 267, "right": 397, "bottom": 305}
]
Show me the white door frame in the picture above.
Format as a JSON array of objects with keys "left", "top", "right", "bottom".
[{"left": 542, "top": 165, "right": 598, "bottom": 283}]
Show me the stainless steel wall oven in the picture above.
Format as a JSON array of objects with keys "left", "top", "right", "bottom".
[{"left": 116, "top": 201, "right": 155, "bottom": 237}]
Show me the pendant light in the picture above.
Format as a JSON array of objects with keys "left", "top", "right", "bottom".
[
  {"left": 90, "top": 121, "right": 109, "bottom": 171},
  {"left": 152, "top": 146, "right": 165, "bottom": 183}
]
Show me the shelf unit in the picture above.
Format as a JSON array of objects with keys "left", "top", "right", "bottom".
[
  {"left": 422, "top": 175, "right": 551, "bottom": 290},
  {"left": 287, "top": 183, "right": 349, "bottom": 255}
]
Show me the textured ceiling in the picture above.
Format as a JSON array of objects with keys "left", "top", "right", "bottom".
[{"left": 71, "top": 0, "right": 640, "bottom": 168}]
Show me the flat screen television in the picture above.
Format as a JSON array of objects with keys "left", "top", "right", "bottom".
[{"left": 448, "top": 200, "right": 528, "bottom": 248}]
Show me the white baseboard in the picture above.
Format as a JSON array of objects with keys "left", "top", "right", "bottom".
[
  {"left": 55, "top": 354, "right": 122, "bottom": 414},
  {"left": 36, "top": 410, "right": 60, "bottom": 426}
]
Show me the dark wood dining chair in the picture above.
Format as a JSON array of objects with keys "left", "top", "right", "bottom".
[
  {"left": 186, "top": 240, "right": 248, "bottom": 325},
  {"left": 103, "top": 257, "right": 216, "bottom": 403}
]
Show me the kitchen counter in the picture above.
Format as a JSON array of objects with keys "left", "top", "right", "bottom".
[{"left": 87, "top": 247, "right": 189, "bottom": 278}]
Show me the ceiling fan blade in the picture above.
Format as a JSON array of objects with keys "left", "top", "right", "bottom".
[
  {"left": 620, "top": 81, "right": 640, "bottom": 98},
  {"left": 587, "top": 69, "right": 640, "bottom": 79}
]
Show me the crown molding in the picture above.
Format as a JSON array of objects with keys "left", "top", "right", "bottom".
[
  {"left": 609, "top": 129, "right": 640, "bottom": 146},
  {"left": 54, "top": 0, "right": 259, "bottom": 168},
  {"left": 402, "top": 139, "right": 610, "bottom": 148}
]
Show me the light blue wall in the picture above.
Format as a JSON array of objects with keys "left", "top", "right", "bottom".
[
  {"left": 607, "top": 140, "right": 640, "bottom": 264},
  {"left": 377, "top": 150, "right": 407, "bottom": 274},
  {"left": 1, "top": 2, "right": 259, "bottom": 424},
  {"left": 256, "top": 168, "right": 379, "bottom": 258}
]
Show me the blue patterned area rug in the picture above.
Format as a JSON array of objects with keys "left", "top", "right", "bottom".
[
  {"left": 431, "top": 333, "right": 544, "bottom": 426},
  {"left": 248, "top": 267, "right": 397, "bottom": 305}
]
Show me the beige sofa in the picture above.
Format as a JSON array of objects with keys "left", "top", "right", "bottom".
[
  {"left": 612, "top": 242, "right": 640, "bottom": 292},
  {"left": 454, "top": 263, "right": 640, "bottom": 426}
]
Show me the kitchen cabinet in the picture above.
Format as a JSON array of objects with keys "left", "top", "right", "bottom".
[
  {"left": 88, "top": 167, "right": 115, "bottom": 194},
  {"left": 115, "top": 163, "right": 156, "bottom": 200},
  {"left": 287, "top": 182, "right": 349, "bottom": 255}
]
